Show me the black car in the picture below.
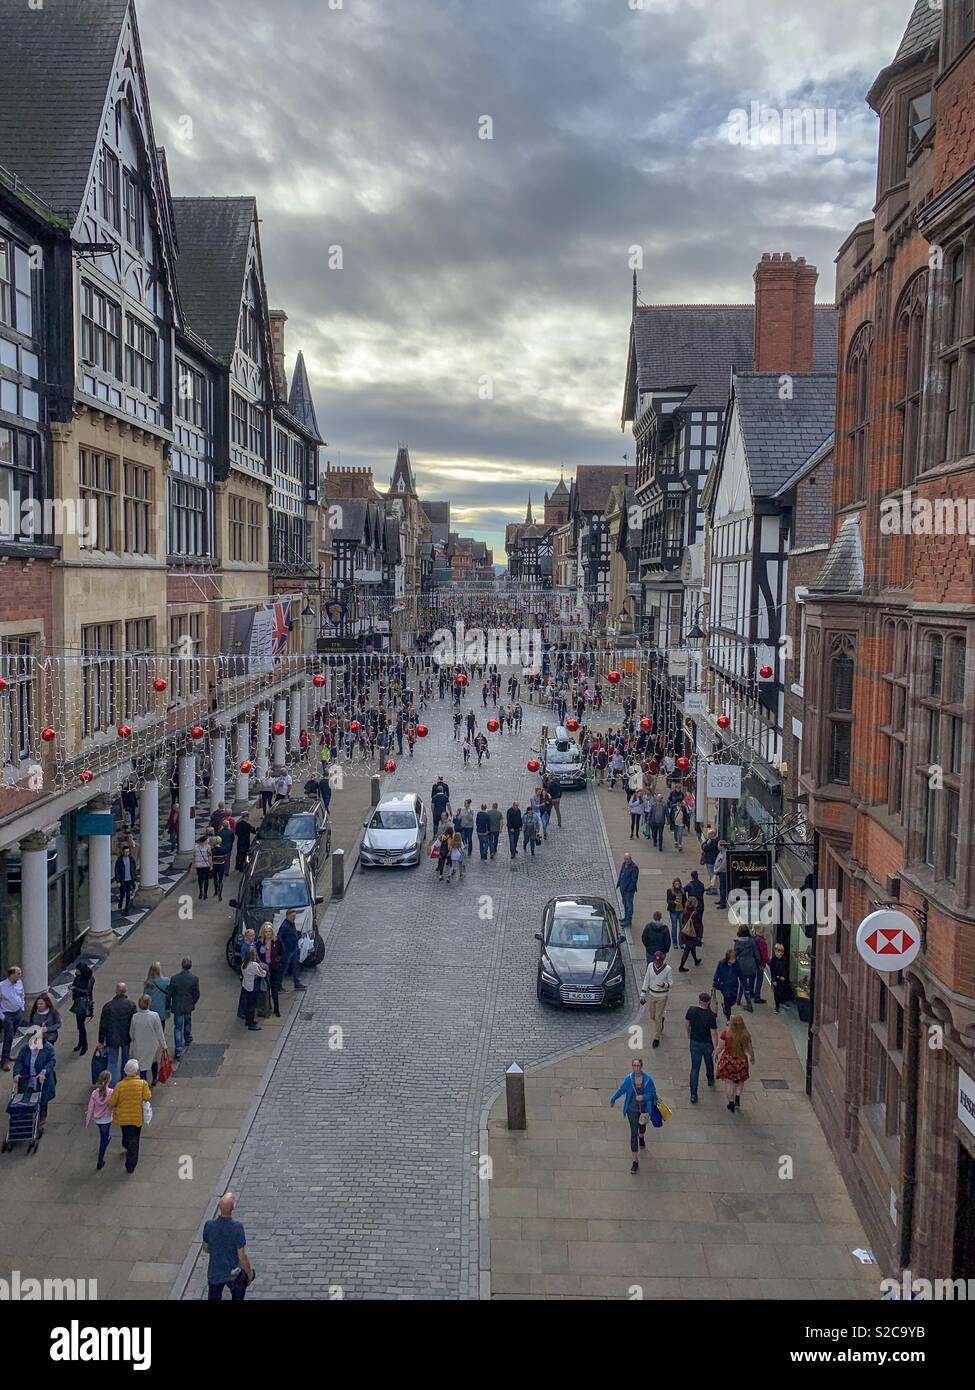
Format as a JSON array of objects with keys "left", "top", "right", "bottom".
[
  {"left": 535, "top": 895, "right": 626, "bottom": 1007},
  {"left": 226, "top": 842, "right": 325, "bottom": 970},
  {"left": 254, "top": 796, "right": 330, "bottom": 880}
]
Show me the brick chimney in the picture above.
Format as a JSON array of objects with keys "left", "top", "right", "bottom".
[
  {"left": 268, "top": 308, "right": 288, "bottom": 401},
  {"left": 752, "top": 252, "right": 819, "bottom": 373}
]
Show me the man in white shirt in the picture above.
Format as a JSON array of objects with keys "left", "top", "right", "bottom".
[
  {"left": 275, "top": 771, "right": 293, "bottom": 802},
  {"left": 639, "top": 950, "right": 673, "bottom": 1049},
  {"left": 0, "top": 965, "right": 25, "bottom": 1070}
]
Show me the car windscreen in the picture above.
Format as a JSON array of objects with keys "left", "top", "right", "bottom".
[
  {"left": 546, "top": 746, "right": 580, "bottom": 764},
  {"left": 369, "top": 808, "right": 417, "bottom": 830},
  {"left": 248, "top": 879, "right": 308, "bottom": 908},
  {"left": 548, "top": 912, "right": 614, "bottom": 947}
]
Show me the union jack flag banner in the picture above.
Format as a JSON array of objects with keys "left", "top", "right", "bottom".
[{"left": 270, "top": 600, "right": 293, "bottom": 659}]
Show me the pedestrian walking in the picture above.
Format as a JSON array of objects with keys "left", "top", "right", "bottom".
[
  {"left": 256, "top": 922, "right": 280, "bottom": 1018},
  {"left": 130, "top": 995, "right": 166, "bottom": 1083},
  {"left": 85, "top": 1069, "right": 114, "bottom": 1169},
  {"left": 733, "top": 925, "right": 761, "bottom": 1012},
  {"left": 97, "top": 983, "right": 136, "bottom": 1085},
  {"left": 435, "top": 828, "right": 451, "bottom": 880},
  {"left": 714, "top": 841, "right": 729, "bottom": 907},
  {"left": 0, "top": 965, "right": 24, "bottom": 1072},
  {"left": 677, "top": 902, "right": 702, "bottom": 971},
  {"left": 210, "top": 833, "right": 228, "bottom": 902},
  {"left": 666, "top": 878, "right": 685, "bottom": 948},
  {"left": 715, "top": 1014, "right": 755, "bottom": 1112},
  {"left": 234, "top": 811, "right": 254, "bottom": 873},
  {"left": 506, "top": 801, "right": 523, "bottom": 859},
  {"left": 28, "top": 991, "right": 61, "bottom": 1044},
  {"left": 616, "top": 852, "right": 639, "bottom": 929},
  {"left": 609, "top": 1057, "right": 658, "bottom": 1176},
  {"left": 771, "top": 944, "right": 793, "bottom": 1012},
  {"left": 107, "top": 1059, "right": 151, "bottom": 1173},
  {"left": 486, "top": 803, "right": 502, "bottom": 858},
  {"left": 143, "top": 963, "right": 171, "bottom": 1038},
  {"left": 459, "top": 800, "right": 475, "bottom": 855},
  {"left": 276, "top": 909, "right": 306, "bottom": 992},
  {"left": 641, "top": 913, "right": 670, "bottom": 967},
  {"left": 114, "top": 844, "right": 138, "bottom": 913},
  {"left": 752, "top": 924, "right": 770, "bottom": 1004},
  {"left": 13, "top": 1025, "right": 56, "bottom": 1123},
  {"left": 475, "top": 804, "right": 491, "bottom": 860},
  {"left": 203, "top": 1192, "right": 255, "bottom": 1301},
  {"left": 69, "top": 961, "right": 95, "bottom": 1056},
  {"left": 169, "top": 958, "right": 200, "bottom": 1059},
  {"left": 711, "top": 949, "right": 740, "bottom": 1021},
  {"left": 166, "top": 801, "right": 179, "bottom": 852},
  {"left": 685, "top": 992, "right": 719, "bottom": 1103},
  {"left": 237, "top": 949, "right": 266, "bottom": 1031},
  {"left": 648, "top": 795, "right": 667, "bottom": 852},
  {"left": 523, "top": 809, "right": 539, "bottom": 858},
  {"left": 543, "top": 773, "right": 562, "bottom": 828},
  {"left": 700, "top": 827, "right": 720, "bottom": 893},
  {"left": 194, "top": 836, "right": 212, "bottom": 900},
  {"left": 639, "top": 951, "right": 673, "bottom": 1048},
  {"left": 627, "top": 791, "right": 642, "bottom": 840}
]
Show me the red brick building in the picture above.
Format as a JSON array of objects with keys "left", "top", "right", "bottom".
[{"left": 801, "top": 0, "right": 975, "bottom": 1280}]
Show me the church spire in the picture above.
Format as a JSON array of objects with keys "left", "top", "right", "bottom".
[
  {"left": 632, "top": 269, "right": 638, "bottom": 316},
  {"left": 525, "top": 494, "right": 534, "bottom": 525}
]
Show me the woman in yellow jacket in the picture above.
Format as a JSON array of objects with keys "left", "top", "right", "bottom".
[{"left": 107, "top": 1059, "right": 151, "bottom": 1173}]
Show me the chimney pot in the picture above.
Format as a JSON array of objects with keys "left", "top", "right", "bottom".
[{"left": 752, "top": 250, "right": 819, "bottom": 373}]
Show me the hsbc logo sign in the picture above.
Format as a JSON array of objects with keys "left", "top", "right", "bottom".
[{"left": 856, "top": 910, "right": 922, "bottom": 973}]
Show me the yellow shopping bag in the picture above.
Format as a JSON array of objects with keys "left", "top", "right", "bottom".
[{"left": 655, "top": 1099, "right": 673, "bottom": 1123}]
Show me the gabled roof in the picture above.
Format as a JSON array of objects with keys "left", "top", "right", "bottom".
[
  {"left": 0, "top": 0, "right": 129, "bottom": 216},
  {"left": 810, "top": 515, "right": 864, "bottom": 597},
  {"left": 330, "top": 498, "right": 367, "bottom": 543},
  {"left": 771, "top": 432, "right": 834, "bottom": 500},
  {"left": 732, "top": 372, "right": 837, "bottom": 498},
  {"left": 573, "top": 464, "right": 632, "bottom": 513},
  {"left": 171, "top": 197, "right": 258, "bottom": 362},
  {"left": 390, "top": 445, "right": 417, "bottom": 496},
  {"left": 288, "top": 351, "right": 323, "bottom": 444},
  {"left": 622, "top": 303, "right": 838, "bottom": 420},
  {"left": 868, "top": 0, "right": 940, "bottom": 108}
]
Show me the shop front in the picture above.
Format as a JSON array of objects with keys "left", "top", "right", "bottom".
[{"left": 0, "top": 808, "right": 92, "bottom": 979}]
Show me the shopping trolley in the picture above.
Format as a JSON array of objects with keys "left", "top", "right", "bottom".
[{"left": 1, "top": 1088, "right": 43, "bottom": 1154}]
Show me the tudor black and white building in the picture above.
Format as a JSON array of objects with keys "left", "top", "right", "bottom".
[{"left": 567, "top": 464, "right": 630, "bottom": 616}]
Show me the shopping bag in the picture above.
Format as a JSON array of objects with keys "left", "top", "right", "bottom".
[
  {"left": 157, "top": 1051, "right": 173, "bottom": 1085},
  {"left": 142, "top": 1099, "right": 153, "bottom": 1126},
  {"left": 655, "top": 1099, "right": 673, "bottom": 1123}
]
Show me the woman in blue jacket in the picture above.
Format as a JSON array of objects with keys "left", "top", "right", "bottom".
[
  {"left": 712, "top": 949, "right": 740, "bottom": 1020},
  {"left": 610, "top": 1058, "right": 657, "bottom": 1175},
  {"left": 14, "top": 1026, "right": 56, "bottom": 1123}
]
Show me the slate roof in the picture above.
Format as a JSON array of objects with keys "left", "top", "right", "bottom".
[
  {"left": 390, "top": 445, "right": 417, "bottom": 496},
  {"left": 772, "top": 432, "right": 835, "bottom": 499},
  {"left": 811, "top": 515, "right": 864, "bottom": 597},
  {"left": 329, "top": 498, "right": 367, "bottom": 543},
  {"left": 171, "top": 197, "right": 256, "bottom": 362},
  {"left": 0, "top": 0, "right": 128, "bottom": 215},
  {"left": 630, "top": 304, "right": 837, "bottom": 412},
  {"left": 733, "top": 372, "right": 836, "bottom": 498},
  {"left": 891, "top": 0, "right": 941, "bottom": 65},
  {"left": 288, "top": 351, "right": 323, "bottom": 443},
  {"left": 573, "top": 464, "right": 632, "bottom": 513}
]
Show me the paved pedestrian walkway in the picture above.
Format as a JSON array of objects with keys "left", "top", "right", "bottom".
[
  {"left": 486, "top": 772, "right": 879, "bottom": 1300},
  {"left": 0, "top": 755, "right": 374, "bottom": 1302}
]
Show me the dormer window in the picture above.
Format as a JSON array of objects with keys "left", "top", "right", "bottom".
[{"left": 907, "top": 92, "right": 931, "bottom": 156}]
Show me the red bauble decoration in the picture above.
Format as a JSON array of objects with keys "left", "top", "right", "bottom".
[
  {"left": 717, "top": 714, "right": 730, "bottom": 729},
  {"left": 416, "top": 724, "right": 429, "bottom": 738},
  {"left": 0, "top": 678, "right": 6, "bottom": 691},
  {"left": 527, "top": 758, "right": 540, "bottom": 772},
  {"left": 565, "top": 718, "right": 579, "bottom": 732},
  {"left": 272, "top": 721, "right": 286, "bottom": 736},
  {"left": 152, "top": 678, "right": 167, "bottom": 692},
  {"left": 676, "top": 756, "right": 689, "bottom": 771},
  {"left": 455, "top": 674, "right": 468, "bottom": 686},
  {"left": 190, "top": 725, "right": 205, "bottom": 740},
  {"left": 607, "top": 670, "right": 621, "bottom": 684},
  {"left": 759, "top": 664, "right": 773, "bottom": 680},
  {"left": 640, "top": 717, "right": 651, "bottom": 732},
  {"left": 117, "top": 724, "right": 132, "bottom": 739},
  {"left": 349, "top": 720, "right": 360, "bottom": 732},
  {"left": 239, "top": 760, "right": 253, "bottom": 774},
  {"left": 312, "top": 674, "right": 326, "bottom": 687},
  {"left": 384, "top": 759, "right": 396, "bottom": 772},
  {"left": 486, "top": 718, "right": 499, "bottom": 732},
  {"left": 40, "top": 726, "right": 56, "bottom": 742},
  {"left": 79, "top": 769, "right": 94, "bottom": 784}
]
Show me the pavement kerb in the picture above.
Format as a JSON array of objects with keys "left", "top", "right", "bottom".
[
  {"left": 169, "top": 821, "right": 368, "bottom": 1300},
  {"left": 476, "top": 776, "right": 643, "bottom": 1300}
]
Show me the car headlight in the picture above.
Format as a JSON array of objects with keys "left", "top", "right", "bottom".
[
  {"left": 605, "top": 972, "right": 624, "bottom": 987},
  {"left": 540, "top": 955, "right": 559, "bottom": 984}
]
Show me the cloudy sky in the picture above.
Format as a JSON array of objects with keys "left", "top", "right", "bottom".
[{"left": 139, "top": 0, "right": 915, "bottom": 560}]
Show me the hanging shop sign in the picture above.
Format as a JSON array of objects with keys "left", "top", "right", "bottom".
[
  {"left": 855, "top": 909, "right": 922, "bottom": 973},
  {"left": 706, "top": 763, "right": 742, "bottom": 799},
  {"left": 684, "top": 691, "right": 708, "bottom": 716},
  {"left": 958, "top": 1069, "right": 975, "bottom": 1143},
  {"left": 727, "top": 848, "right": 773, "bottom": 897},
  {"left": 668, "top": 649, "right": 689, "bottom": 679}
]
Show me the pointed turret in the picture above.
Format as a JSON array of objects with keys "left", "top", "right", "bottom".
[
  {"left": 390, "top": 443, "right": 417, "bottom": 496},
  {"left": 525, "top": 495, "right": 534, "bottom": 525},
  {"left": 288, "top": 351, "right": 324, "bottom": 443}
]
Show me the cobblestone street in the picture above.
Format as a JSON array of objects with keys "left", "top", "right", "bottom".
[{"left": 182, "top": 696, "right": 636, "bottom": 1299}]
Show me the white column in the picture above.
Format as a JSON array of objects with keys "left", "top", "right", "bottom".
[
  {"left": 256, "top": 704, "right": 270, "bottom": 781},
  {"left": 290, "top": 686, "right": 302, "bottom": 753},
  {"left": 210, "top": 733, "right": 227, "bottom": 811},
  {"left": 88, "top": 825, "right": 113, "bottom": 936},
  {"left": 273, "top": 696, "right": 287, "bottom": 770},
  {"left": 138, "top": 778, "right": 160, "bottom": 890},
  {"left": 19, "top": 833, "right": 50, "bottom": 997},
  {"left": 235, "top": 717, "right": 251, "bottom": 810},
  {"left": 177, "top": 752, "right": 196, "bottom": 858}
]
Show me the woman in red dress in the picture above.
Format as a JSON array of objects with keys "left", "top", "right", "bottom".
[{"left": 715, "top": 1014, "right": 755, "bottom": 1113}]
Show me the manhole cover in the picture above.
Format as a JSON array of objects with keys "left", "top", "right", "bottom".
[
  {"left": 175, "top": 1044, "right": 228, "bottom": 1077},
  {"left": 761, "top": 1079, "right": 790, "bottom": 1090}
]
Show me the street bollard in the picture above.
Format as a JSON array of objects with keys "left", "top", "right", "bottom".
[
  {"left": 331, "top": 847, "right": 345, "bottom": 899},
  {"left": 371, "top": 773, "right": 381, "bottom": 806},
  {"left": 505, "top": 1063, "right": 526, "bottom": 1130}
]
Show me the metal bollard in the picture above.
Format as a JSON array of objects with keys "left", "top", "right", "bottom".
[
  {"left": 371, "top": 773, "right": 381, "bottom": 806},
  {"left": 505, "top": 1063, "right": 526, "bottom": 1130},
  {"left": 331, "top": 847, "right": 345, "bottom": 899}
]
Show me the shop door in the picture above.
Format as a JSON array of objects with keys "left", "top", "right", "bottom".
[{"left": 953, "top": 1143, "right": 975, "bottom": 1278}]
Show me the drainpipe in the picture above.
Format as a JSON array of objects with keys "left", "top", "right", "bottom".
[
  {"left": 899, "top": 977, "right": 922, "bottom": 1271},
  {"left": 804, "top": 833, "right": 819, "bottom": 1098}
]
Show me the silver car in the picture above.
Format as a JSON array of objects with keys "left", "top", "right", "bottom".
[{"left": 360, "top": 793, "right": 427, "bottom": 869}]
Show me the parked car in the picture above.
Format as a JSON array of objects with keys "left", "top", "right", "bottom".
[
  {"left": 535, "top": 895, "right": 626, "bottom": 1007},
  {"left": 226, "top": 842, "right": 325, "bottom": 969},
  {"left": 254, "top": 796, "right": 330, "bottom": 879},
  {"left": 360, "top": 793, "right": 427, "bottom": 869},
  {"left": 541, "top": 726, "right": 586, "bottom": 789}
]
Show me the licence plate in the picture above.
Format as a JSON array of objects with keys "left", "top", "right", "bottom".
[
  {"left": 564, "top": 989, "right": 599, "bottom": 1003},
  {"left": 383, "top": 858, "right": 394, "bottom": 867}
]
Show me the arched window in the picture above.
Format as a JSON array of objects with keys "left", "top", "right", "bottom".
[
  {"left": 895, "top": 274, "right": 927, "bottom": 483},
  {"left": 826, "top": 634, "right": 856, "bottom": 784},
  {"left": 846, "top": 327, "right": 872, "bottom": 502},
  {"left": 882, "top": 619, "right": 909, "bottom": 818},
  {"left": 941, "top": 242, "right": 974, "bottom": 461}
]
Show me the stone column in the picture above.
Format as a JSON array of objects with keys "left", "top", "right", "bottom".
[
  {"left": 175, "top": 752, "right": 196, "bottom": 866},
  {"left": 290, "top": 686, "right": 302, "bottom": 753},
  {"left": 134, "top": 776, "right": 162, "bottom": 907},
  {"left": 86, "top": 796, "right": 116, "bottom": 954},
  {"left": 256, "top": 704, "right": 271, "bottom": 782},
  {"left": 210, "top": 733, "right": 227, "bottom": 812},
  {"left": 235, "top": 717, "right": 252, "bottom": 811},
  {"left": 19, "top": 832, "right": 51, "bottom": 997},
  {"left": 273, "top": 695, "right": 287, "bottom": 771}
]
